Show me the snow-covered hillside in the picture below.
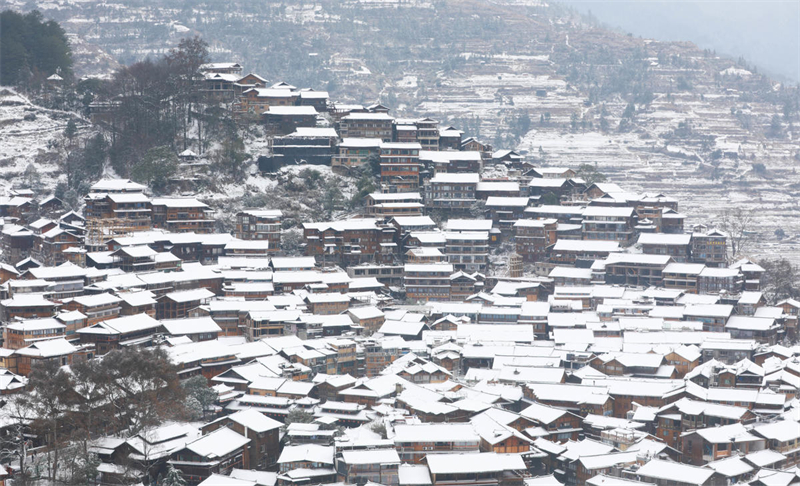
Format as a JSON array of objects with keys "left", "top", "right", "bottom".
[{"left": 0, "top": 88, "right": 87, "bottom": 191}]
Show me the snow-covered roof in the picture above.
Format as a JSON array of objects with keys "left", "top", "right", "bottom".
[
  {"left": 90, "top": 179, "right": 146, "bottom": 193},
  {"left": 162, "top": 288, "right": 215, "bottom": 303},
  {"left": 338, "top": 137, "right": 383, "bottom": 149},
  {"left": 552, "top": 239, "right": 621, "bottom": 253},
  {"left": 162, "top": 316, "right": 222, "bottom": 336},
  {"left": 287, "top": 127, "right": 338, "bottom": 138},
  {"left": 266, "top": 106, "right": 317, "bottom": 116},
  {"left": 348, "top": 306, "right": 384, "bottom": 320},
  {"left": 277, "top": 444, "right": 334, "bottom": 465},
  {"left": 429, "top": 173, "right": 480, "bottom": 184},
  {"left": 184, "top": 426, "right": 250, "bottom": 459},
  {"left": 636, "top": 459, "right": 714, "bottom": 485},
  {"left": 303, "top": 219, "right": 379, "bottom": 232},
  {"left": 398, "top": 464, "right": 432, "bottom": 485},
  {"left": 7, "top": 318, "right": 65, "bottom": 332},
  {"left": 582, "top": 206, "right": 634, "bottom": 218},
  {"left": 341, "top": 449, "right": 400, "bottom": 465},
  {"left": 15, "top": 338, "right": 76, "bottom": 357},
  {"left": 484, "top": 196, "right": 529, "bottom": 207},
  {"left": 393, "top": 423, "right": 478, "bottom": 443},
  {"left": 151, "top": 197, "right": 209, "bottom": 209},
  {"left": 426, "top": 453, "right": 525, "bottom": 474},
  {"left": 343, "top": 112, "right": 394, "bottom": 121},
  {"left": 64, "top": 292, "right": 122, "bottom": 308},
  {"left": 404, "top": 263, "right": 454, "bottom": 273},
  {"left": 77, "top": 313, "right": 161, "bottom": 336},
  {"left": 637, "top": 233, "right": 692, "bottom": 246}
]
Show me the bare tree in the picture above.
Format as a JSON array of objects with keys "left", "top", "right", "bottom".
[
  {"left": 15, "top": 348, "right": 188, "bottom": 485},
  {"left": 0, "top": 395, "right": 36, "bottom": 485},
  {"left": 24, "top": 360, "right": 76, "bottom": 483},
  {"left": 759, "top": 258, "right": 800, "bottom": 304},
  {"left": 100, "top": 347, "right": 186, "bottom": 437},
  {"left": 80, "top": 348, "right": 187, "bottom": 484},
  {"left": 70, "top": 359, "right": 110, "bottom": 455},
  {"left": 164, "top": 36, "right": 210, "bottom": 151},
  {"left": 718, "top": 207, "right": 757, "bottom": 260}
]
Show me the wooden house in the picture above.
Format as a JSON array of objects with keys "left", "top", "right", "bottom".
[
  {"left": 157, "top": 288, "right": 215, "bottom": 320},
  {"left": 168, "top": 427, "right": 250, "bottom": 483},
  {"left": 202, "top": 409, "right": 282, "bottom": 470}
]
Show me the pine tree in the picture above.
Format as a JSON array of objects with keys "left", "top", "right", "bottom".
[
  {"left": 0, "top": 10, "right": 73, "bottom": 85},
  {"left": 131, "top": 146, "right": 178, "bottom": 194},
  {"left": 161, "top": 465, "right": 187, "bottom": 486},
  {"left": 366, "top": 153, "right": 382, "bottom": 178},
  {"left": 64, "top": 119, "right": 77, "bottom": 143},
  {"left": 182, "top": 375, "right": 217, "bottom": 420}
]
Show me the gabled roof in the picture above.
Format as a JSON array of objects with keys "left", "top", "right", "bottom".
[
  {"left": 520, "top": 401, "right": 569, "bottom": 425},
  {"left": 15, "top": 338, "right": 76, "bottom": 357},
  {"left": 63, "top": 292, "right": 122, "bottom": 308},
  {"left": 636, "top": 459, "right": 714, "bottom": 485},
  {"left": 341, "top": 449, "right": 400, "bottom": 465},
  {"left": 151, "top": 197, "right": 209, "bottom": 209},
  {"left": 162, "top": 288, "right": 215, "bottom": 303},
  {"left": 638, "top": 233, "right": 692, "bottom": 246},
  {"left": 212, "top": 409, "right": 282, "bottom": 433},
  {"left": 277, "top": 444, "right": 334, "bottom": 465},
  {"left": 184, "top": 427, "right": 250, "bottom": 459},
  {"left": 398, "top": 464, "right": 432, "bottom": 486},
  {"left": 90, "top": 179, "right": 147, "bottom": 193},
  {"left": 266, "top": 106, "right": 317, "bottom": 116},
  {"left": 426, "top": 452, "right": 525, "bottom": 474},
  {"left": 77, "top": 313, "right": 161, "bottom": 336},
  {"left": 428, "top": 173, "right": 480, "bottom": 184},
  {"left": 7, "top": 318, "right": 65, "bottom": 332},
  {"left": 229, "top": 469, "right": 278, "bottom": 486},
  {"left": 237, "top": 73, "right": 267, "bottom": 83},
  {"left": 162, "top": 317, "right": 221, "bottom": 336}
]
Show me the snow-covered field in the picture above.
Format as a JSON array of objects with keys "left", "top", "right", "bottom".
[{"left": 0, "top": 88, "right": 88, "bottom": 190}]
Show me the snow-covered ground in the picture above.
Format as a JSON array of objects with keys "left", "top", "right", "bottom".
[{"left": 0, "top": 88, "right": 88, "bottom": 190}]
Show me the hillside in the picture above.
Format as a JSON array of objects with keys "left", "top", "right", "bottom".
[
  {"left": 1, "top": 0, "right": 799, "bottom": 260},
  {"left": 0, "top": 88, "right": 87, "bottom": 189}
]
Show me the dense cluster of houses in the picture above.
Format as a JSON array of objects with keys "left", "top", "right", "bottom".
[
  {"left": 7, "top": 65, "right": 800, "bottom": 486},
  {"left": 0, "top": 162, "right": 798, "bottom": 486}
]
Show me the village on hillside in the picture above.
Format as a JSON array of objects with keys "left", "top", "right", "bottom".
[{"left": 0, "top": 57, "right": 798, "bottom": 486}]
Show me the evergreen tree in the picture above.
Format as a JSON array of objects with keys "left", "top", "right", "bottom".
[
  {"left": 0, "top": 10, "right": 73, "bottom": 86},
  {"left": 210, "top": 134, "right": 249, "bottom": 182},
  {"left": 366, "top": 153, "right": 382, "bottom": 179},
  {"left": 576, "top": 164, "right": 607, "bottom": 185},
  {"left": 131, "top": 146, "right": 178, "bottom": 194},
  {"left": 349, "top": 170, "right": 377, "bottom": 209},
  {"left": 161, "top": 465, "right": 187, "bottom": 486},
  {"left": 64, "top": 119, "right": 77, "bottom": 144},
  {"left": 182, "top": 375, "right": 217, "bottom": 420},
  {"left": 285, "top": 409, "right": 315, "bottom": 425},
  {"left": 622, "top": 102, "right": 636, "bottom": 119},
  {"left": 768, "top": 114, "right": 784, "bottom": 139},
  {"left": 322, "top": 182, "right": 344, "bottom": 218},
  {"left": 64, "top": 133, "right": 106, "bottom": 190},
  {"left": 599, "top": 115, "right": 609, "bottom": 133}
]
